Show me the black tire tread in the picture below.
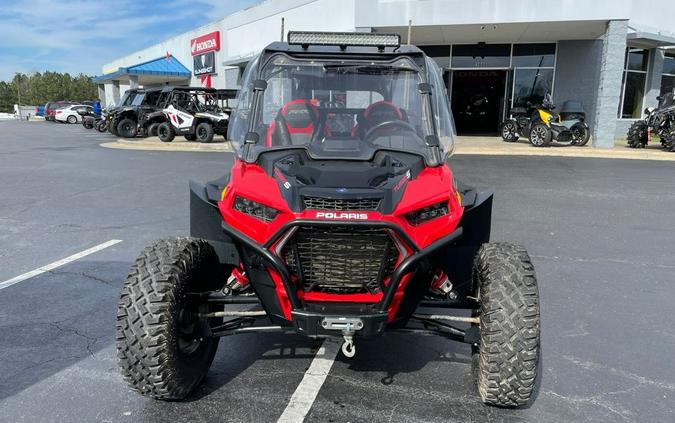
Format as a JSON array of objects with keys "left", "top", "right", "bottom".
[
  {"left": 117, "top": 118, "right": 137, "bottom": 138},
  {"left": 474, "top": 242, "right": 540, "bottom": 407},
  {"left": 157, "top": 122, "right": 175, "bottom": 143},
  {"left": 196, "top": 122, "right": 214, "bottom": 143},
  {"left": 116, "top": 237, "right": 220, "bottom": 400},
  {"left": 626, "top": 121, "right": 648, "bottom": 148}
]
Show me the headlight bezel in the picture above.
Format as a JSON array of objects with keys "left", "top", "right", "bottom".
[
  {"left": 233, "top": 196, "right": 280, "bottom": 222},
  {"left": 404, "top": 200, "right": 449, "bottom": 226}
]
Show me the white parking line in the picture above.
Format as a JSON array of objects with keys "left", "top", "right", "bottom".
[
  {"left": 0, "top": 239, "right": 123, "bottom": 291},
  {"left": 277, "top": 339, "right": 340, "bottom": 423}
]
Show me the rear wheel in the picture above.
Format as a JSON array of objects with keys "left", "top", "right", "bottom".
[
  {"left": 529, "top": 123, "right": 551, "bottom": 147},
  {"left": 67, "top": 115, "right": 77, "bottom": 124},
  {"left": 500, "top": 120, "right": 519, "bottom": 142},
  {"left": 109, "top": 119, "right": 119, "bottom": 136},
  {"left": 626, "top": 121, "right": 648, "bottom": 148},
  {"left": 117, "top": 118, "right": 137, "bottom": 138},
  {"left": 96, "top": 120, "right": 107, "bottom": 132},
  {"left": 570, "top": 122, "right": 590, "bottom": 146},
  {"left": 157, "top": 122, "right": 175, "bottom": 142},
  {"left": 196, "top": 122, "right": 214, "bottom": 143},
  {"left": 116, "top": 237, "right": 224, "bottom": 400},
  {"left": 472, "top": 243, "right": 540, "bottom": 407},
  {"left": 147, "top": 122, "right": 160, "bottom": 137}
]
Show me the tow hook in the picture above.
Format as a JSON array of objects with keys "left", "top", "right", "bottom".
[
  {"left": 341, "top": 334, "right": 355, "bottom": 358},
  {"left": 321, "top": 317, "right": 363, "bottom": 359}
]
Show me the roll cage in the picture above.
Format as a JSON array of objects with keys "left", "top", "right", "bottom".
[{"left": 228, "top": 38, "right": 454, "bottom": 167}]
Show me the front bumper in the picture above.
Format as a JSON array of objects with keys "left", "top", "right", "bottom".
[
  {"left": 190, "top": 180, "right": 492, "bottom": 338},
  {"left": 292, "top": 310, "right": 388, "bottom": 337}
]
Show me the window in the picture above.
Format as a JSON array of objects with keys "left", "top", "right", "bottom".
[
  {"left": 509, "top": 44, "right": 556, "bottom": 113},
  {"left": 660, "top": 53, "right": 675, "bottom": 97},
  {"left": 618, "top": 48, "right": 649, "bottom": 118},
  {"left": 451, "top": 43, "right": 510, "bottom": 68},
  {"left": 419, "top": 45, "right": 450, "bottom": 68},
  {"left": 511, "top": 44, "right": 556, "bottom": 67},
  {"left": 512, "top": 69, "right": 554, "bottom": 109}
]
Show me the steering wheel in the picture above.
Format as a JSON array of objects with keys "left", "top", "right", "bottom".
[{"left": 364, "top": 120, "right": 418, "bottom": 142}]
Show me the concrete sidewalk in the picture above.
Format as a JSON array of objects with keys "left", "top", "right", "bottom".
[
  {"left": 101, "top": 136, "right": 231, "bottom": 153},
  {"left": 100, "top": 134, "right": 675, "bottom": 161},
  {"left": 454, "top": 136, "right": 675, "bottom": 161}
]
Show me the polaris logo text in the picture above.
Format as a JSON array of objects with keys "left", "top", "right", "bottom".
[{"left": 315, "top": 212, "right": 368, "bottom": 220}]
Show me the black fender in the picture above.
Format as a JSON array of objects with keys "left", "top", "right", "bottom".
[
  {"left": 189, "top": 177, "right": 239, "bottom": 265},
  {"left": 433, "top": 181, "right": 493, "bottom": 296}
]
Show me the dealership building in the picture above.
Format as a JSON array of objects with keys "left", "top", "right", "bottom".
[{"left": 96, "top": 0, "right": 675, "bottom": 147}]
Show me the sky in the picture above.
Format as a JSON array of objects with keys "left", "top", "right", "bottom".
[{"left": 0, "top": 0, "right": 262, "bottom": 82}]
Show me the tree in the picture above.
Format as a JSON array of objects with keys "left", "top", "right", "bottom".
[{"left": 0, "top": 71, "right": 99, "bottom": 112}]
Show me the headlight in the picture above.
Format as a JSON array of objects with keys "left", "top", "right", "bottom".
[
  {"left": 405, "top": 201, "right": 449, "bottom": 225},
  {"left": 233, "top": 196, "right": 279, "bottom": 222}
]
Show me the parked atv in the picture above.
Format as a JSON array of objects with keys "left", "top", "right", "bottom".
[
  {"left": 156, "top": 88, "right": 233, "bottom": 143},
  {"left": 112, "top": 88, "right": 169, "bottom": 138},
  {"left": 105, "top": 89, "right": 143, "bottom": 136},
  {"left": 626, "top": 92, "right": 675, "bottom": 149},
  {"left": 116, "top": 32, "right": 541, "bottom": 408}
]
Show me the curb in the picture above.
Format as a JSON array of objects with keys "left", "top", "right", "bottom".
[
  {"left": 100, "top": 137, "right": 232, "bottom": 153},
  {"left": 99, "top": 136, "right": 675, "bottom": 162},
  {"left": 453, "top": 146, "right": 675, "bottom": 162}
]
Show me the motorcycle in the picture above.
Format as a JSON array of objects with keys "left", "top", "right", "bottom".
[{"left": 502, "top": 93, "right": 590, "bottom": 147}]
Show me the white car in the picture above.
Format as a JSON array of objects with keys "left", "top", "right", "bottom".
[{"left": 55, "top": 105, "right": 91, "bottom": 124}]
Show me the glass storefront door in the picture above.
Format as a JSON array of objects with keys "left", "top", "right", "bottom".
[{"left": 511, "top": 68, "right": 554, "bottom": 110}]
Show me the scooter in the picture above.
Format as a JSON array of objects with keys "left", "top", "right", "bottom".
[{"left": 78, "top": 109, "right": 100, "bottom": 130}]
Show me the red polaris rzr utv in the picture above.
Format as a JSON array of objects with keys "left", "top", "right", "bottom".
[{"left": 116, "top": 32, "right": 540, "bottom": 407}]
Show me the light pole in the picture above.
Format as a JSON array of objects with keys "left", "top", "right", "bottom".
[{"left": 15, "top": 73, "right": 22, "bottom": 120}]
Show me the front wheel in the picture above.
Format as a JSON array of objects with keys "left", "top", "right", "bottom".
[
  {"left": 529, "top": 123, "right": 551, "bottom": 147},
  {"left": 472, "top": 243, "right": 540, "bottom": 407},
  {"left": 157, "top": 122, "right": 175, "bottom": 142},
  {"left": 570, "top": 122, "right": 590, "bottom": 146},
  {"left": 626, "top": 121, "right": 648, "bottom": 148},
  {"left": 117, "top": 118, "right": 137, "bottom": 138},
  {"left": 67, "top": 115, "right": 77, "bottom": 124},
  {"left": 116, "top": 237, "right": 224, "bottom": 400},
  {"left": 196, "top": 122, "right": 214, "bottom": 143},
  {"left": 500, "top": 120, "right": 519, "bottom": 142}
]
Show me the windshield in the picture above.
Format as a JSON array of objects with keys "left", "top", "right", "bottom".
[
  {"left": 229, "top": 54, "right": 455, "bottom": 164},
  {"left": 131, "top": 93, "right": 146, "bottom": 106}
]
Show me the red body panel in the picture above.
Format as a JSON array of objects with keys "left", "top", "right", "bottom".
[{"left": 218, "top": 158, "right": 464, "bottom": 322}]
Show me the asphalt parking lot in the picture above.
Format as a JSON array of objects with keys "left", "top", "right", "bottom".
[{"left": 1, "top": 120, "right": 674, "bottom": 422}]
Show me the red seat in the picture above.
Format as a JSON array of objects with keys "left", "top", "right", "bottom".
[
  {"left": 352, "top": 101, "right": 406, "bottom": 137},
  {"left": 266, "top": 99, "right": 320, "bottom": 146}
]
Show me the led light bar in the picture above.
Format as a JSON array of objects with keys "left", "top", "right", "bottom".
[{"left": 287, "top": 31, "right": 401, "bottom": 48}]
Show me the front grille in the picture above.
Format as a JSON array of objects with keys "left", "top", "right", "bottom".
[
  {"left": 303, "top": 196, "right": 381, "bottom": 211},
  {"left": 282, "top": 226, "right": 399, "bottom": 294}
]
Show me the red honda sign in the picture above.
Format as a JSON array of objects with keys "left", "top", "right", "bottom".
[{"left": 190, "top": 31, "right": 220, "bottom": 56}]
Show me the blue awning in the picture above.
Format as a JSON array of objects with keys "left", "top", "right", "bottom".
[{"left": 93, "top": 55, "right": 191, "bottom": 83}]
